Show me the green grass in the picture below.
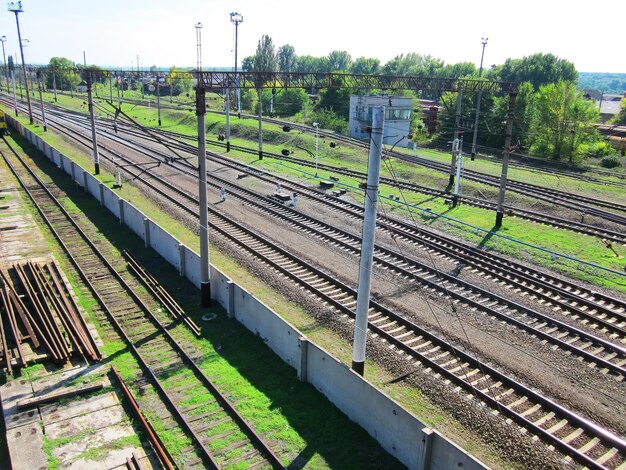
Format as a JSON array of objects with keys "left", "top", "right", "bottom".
[
  {"left": 2, "top": 102, "right": 545, "bottom": 469},
  {"left": 5, "top": 129, "right": 403, "bottom": 469}
]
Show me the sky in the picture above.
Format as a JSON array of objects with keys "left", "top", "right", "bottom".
[{"left": 0, "top": 0, "right": 624, "bottom": 73}]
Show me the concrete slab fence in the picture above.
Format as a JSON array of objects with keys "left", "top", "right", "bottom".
[{"left": 7, "top": 115, "right": 487, "bottom": 470}]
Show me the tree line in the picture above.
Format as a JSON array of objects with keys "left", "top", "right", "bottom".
[{"left": 244, "top": 35, "right": 618, "bottom": 163}]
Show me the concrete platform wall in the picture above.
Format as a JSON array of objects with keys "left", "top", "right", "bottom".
[{"left": 7, "top": 116, "right": 487, "bottom": 470}]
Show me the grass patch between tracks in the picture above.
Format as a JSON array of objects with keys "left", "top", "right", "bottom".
[{"left": 4, "top": 129, "right": 405, "bottom": 469}]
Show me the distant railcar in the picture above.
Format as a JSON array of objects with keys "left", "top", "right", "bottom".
[{"left": 0, "top": 109, "right": 6, "bottom": 135}]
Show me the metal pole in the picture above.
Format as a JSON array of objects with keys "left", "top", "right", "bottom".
[
  {"left": 109, "top": 75, "right": 113, "bottom": 102},
  {"left": 225, "top": 87, "right": 231, "bottom": 151},
  {"left": 1, "top": 40, "right": 8, "bottom": 93},
  {"left": 17, "top": 67, "right": 22, "bottom": 99},
  {"left": 452, "top": 137, "right": 463, "bottom": 206},
  {"left": 449, "top": 91, "right": 462, "bottom": 188},
  {"left": 352, "top": 106, "right": 385, "bottom": 376},
  {"left": 52, "top": 71, "right": 58, "bottom": 102},
  {"left": 470, "top": 91, "right": 482, "bottom": 160},
  {"left": 87, "top": 74, "right": 100, "bottom": 175},
  {"left": 156, "top": 76, "right": 161, "bottom": 126},
  {"left": 495, "top": 92, "right": 517, "bottom": 227},
  {"left": 69, "top": 69, "right": 74, "bottom": 98},
  {"left": 10, "top": 69, "right": 17, "bottom": 116},
  {"left": 472, "top": 38, "right": 488, "bottom": 161},
  {"left": 314, "top": 123, "right": 319, "bottom": 176},
  {"left": 13, "top": 11, "right": 33, "bottom": 124},
  {"left": 257, "top": 87, "right": 263, "bottom": 159},
  {"left": 36, "top": 71, "right": 47, "bottom": 131},
  {"left": 234, "top": 20, "right": 241, "bottom": 116},
  {"left": 169, "top": 73, "right": 173, "bottom": 103},
  {"left": 196, "top": 85, "right": 211, "bottom": 306}
]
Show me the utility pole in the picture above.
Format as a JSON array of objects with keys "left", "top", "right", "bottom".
[
  {"left": 86, "top": 73, "right": 100, "bottom": 175},
  {"left": 195, "top": 83, "right": 211, "bottom": 307},
  {"left": 230, "top": 12, "right": 243, "bottom": 117},
  {"left": 109, "top": 74, "right": 113, "bottom": 102},
  {"left": 195, "top": 22, "right": 203, "bottom": 71},
  {"left": 352, "top": 106, "right": 385, "bottom": 376},
  {"left": 52, "top": 71, "right": 58, "bottom": 101},
  {"left": 8, "top": 2, "right": 33, "bottom": 124},
  {"left": 495, "top": 92, "right": 517, "bottom": 227},
  {"left": 83, "top": 50, "right": 86, "bottom": 66},
  {"left": 471, "top": 38, "right": 488, "bottom": 161},
  {"left": 452, "top": 137, "right": 463, "bottom": 206},
  {"left": 10, "top": 56, "right": 17, "bottom": 116},
  {"left": 257, "top": 87, "right": 263, "bottom": 159},
  {"left": 156, "top": 75, "right": 161, "bottom": 126},
  {"left": 36, "top": 70, "right": 47, "bottom": 131},
  {"left": 313, "top": 121, "right": 320, "bottom": 176},
  {"left": 225, "top": 86, "right": 231, "bottom": 151},
  {"left": 448, "top": 91, "right": 463, "bottom": 188},
  {"left": 0, "top": 36, "right": 8, "bottom": 93}
]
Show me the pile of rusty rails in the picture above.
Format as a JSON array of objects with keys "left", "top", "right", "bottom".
[
  {"left": 0, "top": 260, "right": 101, "bottom": 372},
  {"left": 122, "top": 250, "right": 201, "bottom": 336}
]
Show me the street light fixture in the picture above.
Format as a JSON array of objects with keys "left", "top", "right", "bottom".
[
  {"left": 230, "top": 12, "right": 243, "bottom": 116},
  {"left": 195, "top": 22, "right": 203, "bottom": 71},
  {"left": 8, "top": 1, "right": 33, "bottom": 123},
  {"left": 479, "top": 37, "right": 488, "bottom": 77}
]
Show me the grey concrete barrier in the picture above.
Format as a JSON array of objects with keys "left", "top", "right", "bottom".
[{"left": 5, "top": 116, "right": 488, "bottom": 470}]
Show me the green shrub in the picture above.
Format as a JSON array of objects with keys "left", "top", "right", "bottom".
[
  {"left": 583, "top": 141, "right": 613, "bottom": 159},
  {"left": 600, "top": 155, "right": 622, "bottom": 168}
]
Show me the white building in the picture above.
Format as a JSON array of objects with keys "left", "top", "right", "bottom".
[{"left": 349, "top": 95, "right": 413, "bottom": 148}]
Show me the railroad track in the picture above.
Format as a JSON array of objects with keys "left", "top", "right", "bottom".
[
  {"left": 23, "top": 116, "right": 626, "bottom": 469},
  {"left": 31, "top": 111, "right": 626, "bottom": 375},
  {"left": 103, "top": 114, "right": 626, "bottom": 244},
  {"left": 0, "top": 137, "right": 284, "bottom": 469},
  {"left": 5, "top": 94, "right": 626, "bottom": 243},
  {"left": 249, "top": 114, "right": 626, "bottom": 217}
]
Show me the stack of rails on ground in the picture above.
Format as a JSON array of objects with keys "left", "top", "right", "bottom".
[{"left": 0, "top": 62, "right": 625, "bottom": 470}]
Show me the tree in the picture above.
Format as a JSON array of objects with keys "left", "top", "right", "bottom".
[
  {"left": 294, "top": 55, "right": 328, "bottom": 73},
  {"left": 610, "top": 98, "right": 626, "bottom": 125},
  {"left": 327, "top": 50, "right": 352, "bottom": 71},
  {"left": 277, "top": 44, "right": 297, "bottom": 72},
  {"left": 241, "top": 56, "right": 254, "bottom": 72},
  {"left": 253, "top": 35, "right": 278, "bottom": 72},
  {"left": 260, "top": 88, "right": 310, "bottom": 116},
  {"left": 167, "top": 66, "right": 193, "bottom": 96},
  {"left": 317, "top": 85, "right": 352, "bottom": 119},
  {"left": 382, "top": 53, "right": 443, "bottom": 76},
  {"left": 350, "top": 57, "right": 380, "bottom": 75},
  {"left": 46, "top": 57, "right": 79, "bottom": 90},
  {"left": 530, "top": 81, "right": 600, "bottom": 162},
  {"left": 497, "top": 53, "right": 578, "bottom": 90}
]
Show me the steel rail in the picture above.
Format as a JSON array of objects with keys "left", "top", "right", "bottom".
[
  {"left": 37, "top": 124, "right": 626, "bottom": 468},
  {"left": 0, "top": 138, "right": 284, "bottom": 470}
]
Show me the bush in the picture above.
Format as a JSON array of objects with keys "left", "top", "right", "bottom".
[
  {"left": 583, "top": 141, "right": 613, "bottom": 159},
  {"left": 309, "top": 108, "right": 348, "bottom": 134},
  {"left": 600, "top": 155, "right": 622, "bottom": 168}
]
